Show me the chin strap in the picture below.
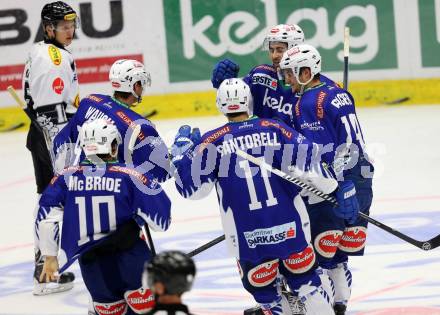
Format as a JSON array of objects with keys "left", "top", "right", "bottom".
[
  {"left": 131, "top": 90, "right": 142, "bottom": 105},
  {"left": 296, "top": 75, "right": 314, "bottom": 96}
]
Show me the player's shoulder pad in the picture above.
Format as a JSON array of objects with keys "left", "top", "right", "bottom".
[
  {"left": 84, "top": 94, "right": 109, "bottom": 103},
  {"left": 115, "top": 109, "right": 156, "bottom": 140},
  {"left": 49, "top": 175, "right": 61, "bottom": 186},
  {"left": 108, "top": 165, "right": 150, "bottom": 186},
  {"left": 197, "top": 124, "right": 232, "bottom": 153},
  {"left": 325, "top": 85, "right": 354, "bottom": 109},
  {"left": 45, "top": 43, "right": 72, "bottom": 67},
  {"left": 259, "top": 118, "right": 296, "bottom": 140},
  {"left": 249, "top": 65, "right": 278, "bottom": 89},
  {"left": 320, "top": 74, "right": 340, "bottom": 88},
  {"left": 51, "top": 166, "right": 85, "bottom": 185},
  {"left": 252, "top": 64, "right": 277, "bottom": 74}
]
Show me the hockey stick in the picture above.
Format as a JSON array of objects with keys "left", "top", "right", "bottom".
[
  {"left": 141, "top": 225, "right": 156, "bottom": 256},
  {"left": 343, "top": 27, "right": 350, "bottom": 90},
  {"left": 236, "top": 149, "right": 440, "bottom": 251},
  {"left": 0, "top": 122, "right": 25, "bottom": 132},
  {"left": 7, "top": 85, "right": 56, "bottom": 166},
  {"left": 143, "top": 109, "right": 158, "bottom": 119},
  {"left": 187, "top": 235, "right": 225, "bottom": 258}
]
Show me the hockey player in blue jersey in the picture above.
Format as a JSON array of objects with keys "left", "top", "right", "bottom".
[
  {"left": 279, "top": 44, "right": 374, "bottom": 315},
  {"left": 170, "top": 78, "right": 360, "bottom": 315},
  {"left": 53, "top": 59, "right": 170, "bottom": 182},
  {"left": 36, "top": 118, "right": 171, "bottom": 315},
  {"left": 211, "top": 24, "right": 337, "bottom": 124}
]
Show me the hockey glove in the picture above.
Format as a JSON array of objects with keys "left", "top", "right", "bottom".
[
  {"left": 333, "top": 180, "right": 359, "bottom": 224},
  {"left": 211, "top": 58, "right": 240, "bottom": 88},
  {"left": 170, "top": 125, "right": 201, "bottom": 167}
]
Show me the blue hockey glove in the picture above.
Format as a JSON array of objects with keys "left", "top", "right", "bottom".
[
  {"left": 333, "top": 180, "right": 359, "bottom": 224},
  {"left": 211, "top": 58, "right": 240, "bottom": 88},
  {"left": 170, "top": 125, "right": 201, "bottom": 166}
]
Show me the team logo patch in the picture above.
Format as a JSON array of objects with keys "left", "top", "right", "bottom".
[
  {"left": 48, "top": 45, "right": 62, "bottom": 65},
  {"left": 198, "top": 125, "right": 230, "bottom": 153},
  {"left": 247, "top": 259, "right": 279, "bottom": 287},
  {"left": 64, "top": 13, "right": 77, "bottom": 21},
  {"left": 109, "top": 166, "right": 148, "bottom": 185},
  {"left": 74, "top": 94, "right": 80, "bottom": 107},
  {"left": 259, "top": 120, "right": 293, "bottom": 139},
  {"left": 283, "top": 244, "right": 316, "bottom": 274},
  {"left": 49, "top": 175, "right": 59, "bottom": 185},
  {"left": 314, "top": 230, "right": 343, "bottom": 258},
  {"left": 52, "top": 77, "right": 64, "bottom": 94},
  {"left": 94, "top": 300, "right": 128, "bottom": 315},
  {"left": 295, "top": 99, "right": 300, "bottom": 117},
  {"left": 124, "top": 288, "right": 155, "bottom": 313},
  {"left": 252, "top": 73, "right": 278, "bottom": 90},
  {"left": 338, "top": 226, "right": 367, "bottom": 252},
  {"left": 287, "top": 47, "right": 300, "bottom": 57},
  {"left": 115, "top": 111, "right": 146, "bottom": 141},
  {"left": 316, "top": 91, "right": 327, "bottom": 119},
  {"left": 244, "top": 222, "right": 296, "bottom": 249}
]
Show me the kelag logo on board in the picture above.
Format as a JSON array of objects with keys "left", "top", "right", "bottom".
[
  {"left": 419, "top": 0, "right": 440, "bottom": 67},
  {"left": 163, "top": 0, "right": 398, "bottom": 82}
]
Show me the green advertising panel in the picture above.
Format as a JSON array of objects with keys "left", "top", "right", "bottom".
[
  {"left": 164, "top": 0, "right": 398, "bottom": 83},
  {"left": 419, "top": 0, "right": 440, "bottom": 67}
]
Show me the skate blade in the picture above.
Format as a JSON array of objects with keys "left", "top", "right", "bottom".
[{"left": 33, "top": 280, "right": 74, "bottom": 296}]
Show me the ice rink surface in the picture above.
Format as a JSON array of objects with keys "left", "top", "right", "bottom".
[{"left": 1, "top": 104, "right": 440, "bottom": 315}]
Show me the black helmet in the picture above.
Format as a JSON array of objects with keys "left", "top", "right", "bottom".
[
  {"left": 41, "top": 1, "right": 77, "bottom": 24},
  {"left": 143, "top": 251, "right": 196, "bottom": 296}
]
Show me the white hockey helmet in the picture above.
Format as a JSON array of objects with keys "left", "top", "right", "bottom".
[
  {"left": 109, "top": 59, "right": 151, "bottom": 101},
  {"left": 216, "top": 78, "right": 251, "bottom": 115},
  {"left": 262, "top": 24, "right": 304, "bottom": 51},
  {"left": 80, "top": 118, "right": 122, "bottom": 158},
  {"left": 279, "top": 44, "right": 321, "bottom": 86}
]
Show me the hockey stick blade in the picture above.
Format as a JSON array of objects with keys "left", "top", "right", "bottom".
[
  {"left": 0, "top": 122, "right": 25, "bottom": 132},
  {"left": 236, "top": 149, "right": 440, "bottom": 251},
  {"left": 143, "top": 110, "right": 158, "bottom": 119}
]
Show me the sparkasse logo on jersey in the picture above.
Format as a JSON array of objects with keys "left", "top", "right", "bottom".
[{"left": 244, "top": 222, "right": 296, "bottom": 248}]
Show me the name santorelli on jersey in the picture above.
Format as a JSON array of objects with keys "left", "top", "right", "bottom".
[{"left": 216, "top": 132, "right": 281, "bottom": 156}]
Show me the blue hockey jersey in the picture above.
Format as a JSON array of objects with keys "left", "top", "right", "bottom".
[
  {"left": 36, "top": 162, "right": 171, "bottom": 273},
  {"left": 243, "top": 64, "right": 337, "bottom": 124},
  {"left": 53, "top": 94, "right": 170, "bottom": 182},
  {"left": 174, "top": 117, "right": 337, "bottom": 262},
  {"left": 291, "top": 82, "right": 374, "bottom": 186}
]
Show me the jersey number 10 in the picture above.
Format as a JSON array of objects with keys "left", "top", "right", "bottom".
[{"left": 75, "top": 195, "right": 117, "bottom": 246}]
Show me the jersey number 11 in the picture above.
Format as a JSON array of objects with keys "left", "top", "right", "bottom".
[{"left": 239, "top": 158, "right": 278, "bottom": 211}]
